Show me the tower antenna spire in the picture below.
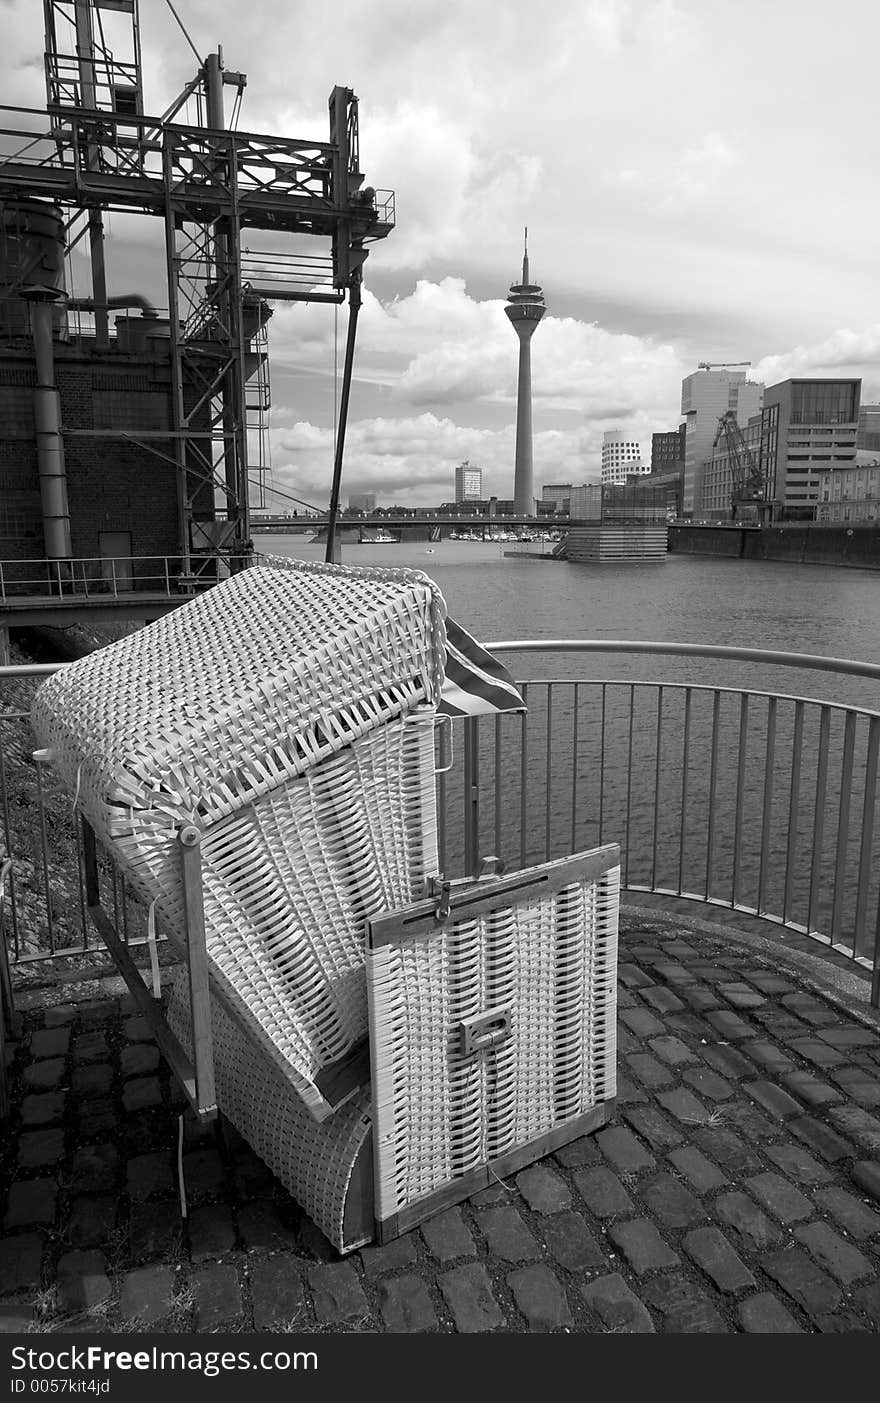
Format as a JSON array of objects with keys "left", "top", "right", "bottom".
[{"left": 505, "top": 227, "right": 545, "bottom": 515}]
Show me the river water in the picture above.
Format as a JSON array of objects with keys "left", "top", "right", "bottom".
[
  {"left": 257, "top": 534, "right": 880, "bottom": 946},
  {"left": 257, "top": 535, "right": 880, "bottom": 707}
]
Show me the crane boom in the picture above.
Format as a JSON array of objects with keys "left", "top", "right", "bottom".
[
  {"left": 712, "top": 411, "right": 766, "bottom": 521},
  {"left": 698, "top": 360, "right": 751, "bottom": 370}
]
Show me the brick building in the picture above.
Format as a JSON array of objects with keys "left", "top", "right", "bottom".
[{"left": 0, "top": 336, "right": 214, "bottom": 575}]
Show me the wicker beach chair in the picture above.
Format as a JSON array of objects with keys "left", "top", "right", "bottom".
[
  {"left": 31, "top": 560, "right": 446, "bottom": 1118},
  {"left": 31, "top": 558, "right": 620, "bottom": 1249}
]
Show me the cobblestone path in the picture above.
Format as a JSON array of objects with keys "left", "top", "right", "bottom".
[{"left": 2, "top": 909, "right": 879, "bottom": 1334}]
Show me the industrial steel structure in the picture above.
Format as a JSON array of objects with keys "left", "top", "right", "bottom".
[
  {"left": 711, "top": 409, "right": 770, "bottom": 522},
  {"left": 0, "top": 0, "right": 394, "bottom": 595}
]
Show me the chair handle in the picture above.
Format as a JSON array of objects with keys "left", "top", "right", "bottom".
[
  {"left": 457, "top": 1005, "right": 513, "bottom": 1058},
  {"left": 434, "top": 713, "right": 454, "bottom": 774}
]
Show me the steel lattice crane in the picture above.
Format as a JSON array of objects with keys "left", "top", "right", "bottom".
[{"left": 712, "top": 411, "right": 769, "bottom": 523}]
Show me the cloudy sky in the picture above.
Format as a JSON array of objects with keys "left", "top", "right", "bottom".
[{"left": 5, "top": 0, "right": 880, "bottom": 507}]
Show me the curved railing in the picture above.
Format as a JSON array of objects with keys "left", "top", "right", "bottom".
[
  {"left": 2, "top": 644, "right": 879, "bottom": 1004},
  {"left": 437, "top": 641, "right": 880, "bottom": 1006}
]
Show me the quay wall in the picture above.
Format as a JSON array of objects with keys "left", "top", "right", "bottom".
[
  {"left": 668, "top": 524, "right": 880, "bottom": 570},
  {"left": 667, "top": 525, "right": 746, "bottom": 558}
]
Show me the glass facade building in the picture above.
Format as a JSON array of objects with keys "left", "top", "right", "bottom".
[{"left": 760, "top": 379, "right": 861, "bottom": 520}]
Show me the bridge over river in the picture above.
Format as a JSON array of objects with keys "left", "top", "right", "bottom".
[{"left": 251, "top": 514, "right": 566, "bottom": 541}]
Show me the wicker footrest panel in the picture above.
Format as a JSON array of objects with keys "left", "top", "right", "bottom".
[
  {"left": 365, "top": 851, "right": 620, "bottom": 1235},
  {"left": 168, "top": 971, "right": 374, "bottom": 1255}
]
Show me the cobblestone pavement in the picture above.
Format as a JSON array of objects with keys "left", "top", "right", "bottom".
[{"left": 2, "top": 908, "right": 880, "bottom": 1335}]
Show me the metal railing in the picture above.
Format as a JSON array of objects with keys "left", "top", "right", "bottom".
[
  {"left": 0, "top": 555, "right": 232, "bottom": 602},
  {"left": 2, "top": 642, "right": 879, "bottom": 1004},
  {"left": 440, "top": 642, "right": 880, "bottom": 1005}
]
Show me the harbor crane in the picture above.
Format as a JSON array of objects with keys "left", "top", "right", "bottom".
[
  {"left": 697, "top": 361, "right": 752, "bottom": 370},
  {"left": 712, "top": 410, "right": 771, "bottom": 523}
]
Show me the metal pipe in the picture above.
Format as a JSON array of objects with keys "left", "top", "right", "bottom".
[
  {"left": 67, "top": 292, "right": 159, "bottom": 318},
  {"left": 74, "top": 0, "right": 109, "bottom": 344},
  {"left": 31, "top": 299, "right": 72, "bottom": 561}
]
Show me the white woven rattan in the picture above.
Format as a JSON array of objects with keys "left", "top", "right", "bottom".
[
  {"left": 366, "top": 858, "right": 620, "bottom": 1229},
  {"left": 167, "top": 970, "right": 373, "bottom": 1254},
  {"left": 30, "top": 561, "right": 444, "bottom": 1116},
  {"left": 197, "top": 707, "right": 438, "bottom": 1115},
  {"left": 32, "top": 561, "right": 446, "bottom": 868},
  {"left": 172, "top": 850, "right": 618, "bottom": 1253}
]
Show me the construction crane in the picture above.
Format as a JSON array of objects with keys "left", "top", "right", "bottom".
[
  {"left": 712, "top": 411, "right": 770, "bottom": 523},
  {"left": 697, "top": 361, "right": 752, "bottom": 370}
]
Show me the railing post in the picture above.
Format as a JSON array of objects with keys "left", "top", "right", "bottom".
[
  {"left": 178, "top": 825, "right": 217, "bottom": 1120},
  {"left": 81, "top": 818, "right": 100, "bottom": 907},
  {"left": 463, "top": 716, "right": 480, "bottom": 878},
  {"left": 33, "top": 752, "right": 55, "bottom": 955},
  {"left": 111, "top": 559, "right": 118, "bottom": 598}
]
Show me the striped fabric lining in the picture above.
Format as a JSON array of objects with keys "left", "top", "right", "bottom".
[{"left": 439, "top": 616, "right": 525, "bottom": 718}]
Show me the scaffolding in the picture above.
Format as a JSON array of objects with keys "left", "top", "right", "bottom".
[{"left": 0, "top": 1, "right": 394, "bottom": 573}]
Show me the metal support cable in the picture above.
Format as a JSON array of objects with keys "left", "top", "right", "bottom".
[
  {"left": 325, "top": 278, "right": 362, "bottom": 563},
  {"left": 163, "top": 0, "right": 203, "bottom": 66}
]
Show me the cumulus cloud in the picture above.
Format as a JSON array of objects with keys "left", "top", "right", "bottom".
[
  {"left": 754, "top": 327, "right": 880, "bottom": 396},
  {"left": 267, "top": 410, "right": 611, "bottom": 509},
  {"left": 267, "top": 277, "right": 683, "bottom": 420},
  {"left": 262, "top": 277, "right": 684, "bottom": 506}
]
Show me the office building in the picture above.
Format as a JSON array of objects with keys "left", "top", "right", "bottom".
[
  {"left": 455, "top": 461, "right": 482, "bottom": 503},
  {"left": 601, "top": 430, "right": 648, "bottom": 486},
  {"left": 541, "top": 483, "right": 572, "bottom": 513},
  {"left": 858, "top": 404, "right": 880, "bottom": 454},
  {"left": 760, "top": 379, "right": 861, "bottom": 519},
  {"left": 651, "top": 426, "right": 686, "bottom": 473},
  {"left": 680, "top": 368, "right": 763, "bottom": 517}
]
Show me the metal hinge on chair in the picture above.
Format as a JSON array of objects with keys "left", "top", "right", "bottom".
[{"left": 427, "top": 876, "right": 452, "bottom": 922}]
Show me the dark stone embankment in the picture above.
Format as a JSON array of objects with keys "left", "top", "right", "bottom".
[{"left": 669, "top": 524, "right": 880, "bottom": 570}]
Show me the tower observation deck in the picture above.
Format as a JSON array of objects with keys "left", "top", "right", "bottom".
[{"left": 505, "top": 229, "right": 546, "bottom": 515}]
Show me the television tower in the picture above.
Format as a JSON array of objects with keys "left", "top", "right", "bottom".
[{"left": 505, "top": 228, "right": 546, "bottom": 515}]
